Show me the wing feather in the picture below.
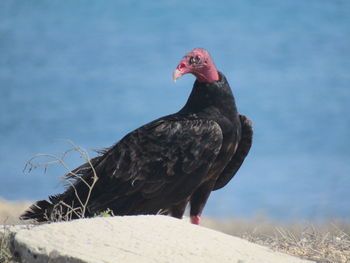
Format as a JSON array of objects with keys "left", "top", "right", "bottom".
[
  {"left": 213, "top": 114, "right": 253, "bottom": 190},
  {"left": 81, "top": 117, "right": 223, "bottom": 213}
]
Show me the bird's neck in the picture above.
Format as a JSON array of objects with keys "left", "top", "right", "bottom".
[
  {"left": 180, "top": 72, "right": 238, "bottom": 117},
  {"left": 194, "top": 67, "right": 220, "bottom": 83}
]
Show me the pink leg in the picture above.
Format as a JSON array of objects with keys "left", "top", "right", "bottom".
[{"left": 190, "top": 215, "right": 201, "bottom": 225}]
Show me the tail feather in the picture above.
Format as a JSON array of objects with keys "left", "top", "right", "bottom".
[
  {"left": 20, "top": 199, "right": 54, "bottom": 222},
  {"left": 20, "top": 193, "right": 81, "bottom": 222},
  {"left": 20, "top": 152, "right": 106, "bottom": 222}
]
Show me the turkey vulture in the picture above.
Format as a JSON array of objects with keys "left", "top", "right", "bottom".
[{"left": 21, "top": 48, "right": 253, "bottom": 225}]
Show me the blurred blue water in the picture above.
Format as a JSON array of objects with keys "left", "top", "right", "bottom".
[{"left": 1, "top": 0, "right": 349, "bottom": 221}]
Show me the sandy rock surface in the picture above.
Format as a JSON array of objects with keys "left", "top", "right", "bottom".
[{"left": 9, "top": 215, "right": 314, "bottom": 263}]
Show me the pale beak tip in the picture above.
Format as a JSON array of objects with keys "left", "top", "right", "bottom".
[{"left": 172, "top": 69, "right": 182, "bottom": 82}]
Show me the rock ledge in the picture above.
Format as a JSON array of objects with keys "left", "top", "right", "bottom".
[{"left": 10, "top": 215, "right": 314, "bottom": 263}]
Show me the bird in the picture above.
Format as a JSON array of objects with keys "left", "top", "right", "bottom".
[{"left": 21, "top": 48, "right": 253, "bottom": 225}]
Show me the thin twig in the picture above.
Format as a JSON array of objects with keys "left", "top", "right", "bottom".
[{"left": 24, "top": 140, "right": 102, "bottom": 222}]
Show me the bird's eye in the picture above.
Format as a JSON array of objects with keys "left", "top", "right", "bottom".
[{"left": 189, "top": 56, "right": 201, "bottom": 65}]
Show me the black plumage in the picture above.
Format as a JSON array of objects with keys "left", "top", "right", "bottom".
[{"left": 21, "top": 64, "right": 253, "bottom": 223}]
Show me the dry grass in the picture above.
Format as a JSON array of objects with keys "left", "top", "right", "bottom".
[
  {"left": 0, "top": 225, "right": 13, "bottom": 263},
  {"left": 202, "top": 217, "right": 350, "bottom": 263}
]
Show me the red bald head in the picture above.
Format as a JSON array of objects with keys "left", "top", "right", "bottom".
[{"left": 173, "top": 48, "right": 219, "bottom": 83}]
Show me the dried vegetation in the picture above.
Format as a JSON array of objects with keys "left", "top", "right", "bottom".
[{"left": 202, "top": 217, "right": 350, "bottom": 263}]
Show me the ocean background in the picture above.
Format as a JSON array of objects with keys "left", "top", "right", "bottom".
[{"left": 0, "top": 0, "right": 349, "bottom": 222}]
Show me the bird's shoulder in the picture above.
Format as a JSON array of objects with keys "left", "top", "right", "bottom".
[{"left": 138, "top": 113, "right": 223, "bottom": 139}]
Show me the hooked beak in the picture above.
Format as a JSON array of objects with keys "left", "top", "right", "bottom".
[
  {"left": 172, "top": 69, "right": 182, "bottom": 82},
  {"left": 172, "top": 61, "right": 188, "bottom": 82}
]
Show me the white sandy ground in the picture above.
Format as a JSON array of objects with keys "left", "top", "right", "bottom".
[{"left": 7, "top": 215, "right": 314, "bottom": 263}]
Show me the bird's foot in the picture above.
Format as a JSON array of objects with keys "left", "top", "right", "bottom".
[{"left": 190, "top": 215, "right": 201, "bottom": 225}]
